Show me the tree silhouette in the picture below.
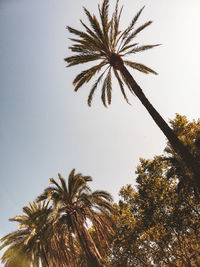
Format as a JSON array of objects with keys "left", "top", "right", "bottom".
[{"left": 65, "top": 0, "right": 200, "bottom": 189}]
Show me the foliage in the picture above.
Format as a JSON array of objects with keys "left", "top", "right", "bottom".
[{"left": 108, "top": 115, "right": 200, "bottom": 266}]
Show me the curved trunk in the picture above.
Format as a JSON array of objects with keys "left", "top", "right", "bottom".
[{"left": 119, "top": 64, "right": 200, "bottom": 188}]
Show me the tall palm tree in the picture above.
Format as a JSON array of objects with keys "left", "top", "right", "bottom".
[
  {"left": 36, "top": 169, "right": 115, "bottom": 267},
  {"left": 0, "top": 201, "right": 72, "bottom": 267},
  {"left": 64, "top": 0, "right": 200, "bottom": 188}
]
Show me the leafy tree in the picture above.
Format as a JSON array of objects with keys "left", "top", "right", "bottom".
[
  {"left": 36, "top": 169, "right": 115, "bottom": 267},
  {"left": 65, "top": 0, "right": 200, "bottom": 189},
  {"left": 109, "top": 115, "right": 200, "bottom": 266}
]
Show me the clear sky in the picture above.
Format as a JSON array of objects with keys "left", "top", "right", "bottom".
[{"left": 1, "top": 0, "right": 200, "bottom": 263}]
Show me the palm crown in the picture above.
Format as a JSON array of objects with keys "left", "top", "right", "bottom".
[
  {"left": 65, "top": 0, "right": 159, "bottom": 107},
  {"left": 37, "top": 169, "right": 114, "bottom": 267},
  {"left": 0, "top": 201, "right": 53, "bottom": 266}
]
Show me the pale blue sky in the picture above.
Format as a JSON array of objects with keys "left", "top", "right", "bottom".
[{"left": 1, "top": 0, "right": 200, "bottom": 264}]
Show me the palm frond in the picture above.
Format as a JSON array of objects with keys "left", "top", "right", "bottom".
[
  {"left": 101, "top": 68, "right": 112, "bottom": 107},
  {"left": 111, "top": 0, "right": 123, "bottom": 50},
  {"left": 125, "top": 60, "right": 158, "bottom": 75},
  {"left": 65, "top": 53, "right": 101, "bottom": 67},
  {"left": 118, "top": 42, "right": 138, "bottom": 54},
  {"left": 73, "top": 61, "right": 106, "bottom": 92},
  {"left": 122, "top": 44, "right": 160, "bottom": 56},
  {"left": 83, "top": 8, "right": 104, "bottom": 42},
  {"left": 98, "top": 0, "right": 110, "bottom": 45},
  {"left": 120, "top": 20, "right": 152, "bottom": 50},
  {"left": 113, "top": 68, "right": 130, "bottom": 104},
  {"left": 88, "top": 70, "right": 107, "bottom": 107},
  {"left": 118, "top": 6, "right": 145, "bottom": 49},
  {"left": 68, "top": 168, "right": 76, "bottom": 199},
  {"left": 119, "top": 70, "right": 134, "bottom": 97},
  {"left": 106, "top": 68, "right": 112, "bottom": 105},
  {"left": 67, "top": 26, "right": 104, "bottom": 51}
]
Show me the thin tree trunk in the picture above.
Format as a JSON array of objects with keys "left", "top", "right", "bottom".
[{"left": 119, "top": 64, "right": 200, "bottom": 188}]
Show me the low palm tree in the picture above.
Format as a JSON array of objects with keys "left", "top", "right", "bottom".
[
  {"left": 36, "top": 169, "right": 115, "bottom": 267},
  {"left": 0, "top": 201, "right": 72, "bottom": 267},
  {"left": 64, "top": 0, "right": 200, "bottom": 188},
  {"left": 0, "top": 201, "right": 52, "bottom": 267}
]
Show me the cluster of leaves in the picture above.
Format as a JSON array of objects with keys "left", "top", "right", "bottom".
[{"left": 106, "top": 115, "right": 200, "bottom": 266}]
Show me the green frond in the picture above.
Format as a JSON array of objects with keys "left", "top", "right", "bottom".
[
  {"left": 125, "top": 60, "right": 158, "bottom": 75},
  {"left": 65, "top": 53, "right": 101, "bottom": 67},
  {"left": 74, "top": 61, "right": 106, "bottom": 92},
  {"left": 88, "top": 66, "right": 109, "bottom": 106},
  {"left": 113, "top": 68, "right": 130, "bottom": 104}
]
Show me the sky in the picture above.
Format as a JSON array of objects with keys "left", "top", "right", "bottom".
[{"left": 1, "top": 0, "right": 200, "bottom": 264}]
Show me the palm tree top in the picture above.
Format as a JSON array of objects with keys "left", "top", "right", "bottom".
[
  {"left": 65, "top": 0, "right": 160, "bottom": 107},
  {"left": 37, "top": 169, "right": 113, "bottom": 211}
]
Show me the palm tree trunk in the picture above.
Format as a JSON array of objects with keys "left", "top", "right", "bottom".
[
  {"left": 119, "top": 64, "right": 200, "bottom": 188},
  {"left": 73, "top": 216, "right": 103, "bottom": 267}
]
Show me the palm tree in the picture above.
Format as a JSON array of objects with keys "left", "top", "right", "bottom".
[
  {"left": 64, "top": 0, "right": 200, "bottom": 188},
  {"left": 0, "top": 201, "right": 72, "bottom": 267},
  {"left": 36, "top": 169, "right": 115, "bottom": 267},
  {"left": 0, "top": 201, "right": 52, "bottom": 267}
]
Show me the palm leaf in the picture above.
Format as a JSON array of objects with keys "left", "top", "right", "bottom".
[
  {"left": 67, "top": 26, "right": 104, "bottom": 51},
  {"left": 73, "top": 61, "right": 106, "bottom": 91},
  {"left": 112, "top": 0, "right": 123, "bottom": 50},
  {"left": 118, "top": 6, "right": 145, "bottom": 49},
  {"left": 118, "top": 42, "right": 138, "bottom": 54},
  {"left": 113, "top": 68, "right": 130, "bottom": 104},
  {"left": 83, "top": 8, "right": 104, "bottom": 42},
  {"left": 65, "top": 53, "right": 101, "bottom": 67},
  {"left": 106, "top": 68, "right": 112, "bottom": 105},
  {"left": 88, "top": 70, "right": 107, "bottom": 107},
  {"left": 125, "top": 60, "right": 158, "bottom": 75},
  {"left": 123, "top": 44, "right": 160, "bottom": 56},
  {"left": 98, "top": 0, "right": 110, "bottom": 46},
  {"left": 120, "top": 21, "right": 152, "bottom": 50}
]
